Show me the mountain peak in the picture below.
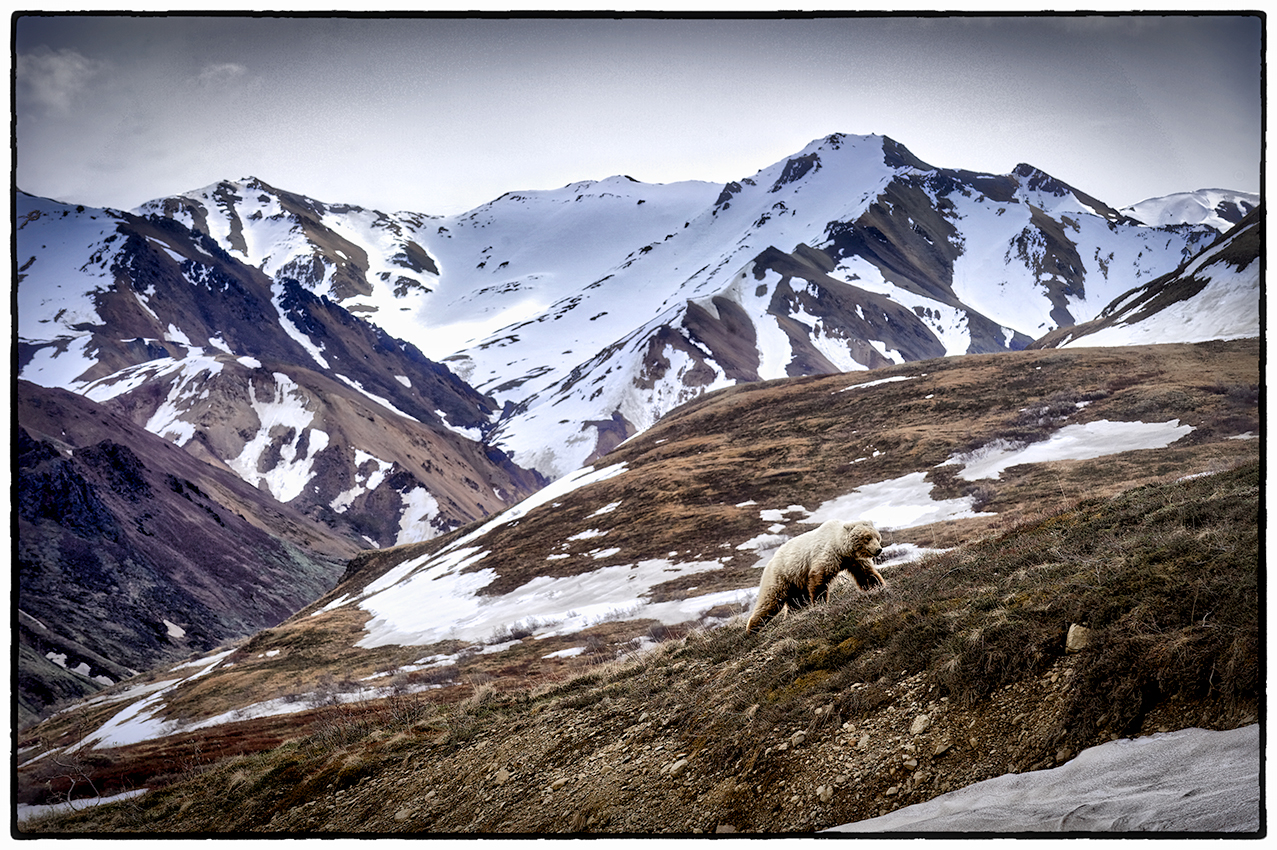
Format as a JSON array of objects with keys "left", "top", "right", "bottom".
[{"left": 881, "top": 136, "right": 935, "bottom": 171}]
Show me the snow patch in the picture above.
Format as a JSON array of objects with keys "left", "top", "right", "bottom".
[
  {"left": 832, "top": 725, "right": 1260, "bottom": 833},
  {"left": 949, "top": 420, "right": 1194, "bottom": 481},
  {"left": 227, "top": 372, "right": 328, "bottom": 502},
  {"left": 395, "top": 487, "right": 441, "bottom": 545},
  {"left": 803, "top": 472, "right": 992, "bottom": 530}
]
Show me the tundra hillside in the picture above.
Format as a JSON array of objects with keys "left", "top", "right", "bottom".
[{"left": 18, "top": 338, "right": 1260, "bottom": 833}]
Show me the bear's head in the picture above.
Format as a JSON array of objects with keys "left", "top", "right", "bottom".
[{"left": 840, "top": 521, "right": 883, "bottom": 560}]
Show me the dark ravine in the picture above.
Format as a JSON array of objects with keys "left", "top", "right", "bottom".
[{"left": 16, "top": 381, "right": 361, "bottom": 726}]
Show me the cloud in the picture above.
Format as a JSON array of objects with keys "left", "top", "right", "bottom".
[
  {"left": 198, "top": 62, "right": 247, "bottom": 87},
  {"left": 16, "top": 45, "right": 103, "bottom": 114}
]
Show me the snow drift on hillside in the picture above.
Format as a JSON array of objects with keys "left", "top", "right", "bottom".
[{"left": 831, "top": 724, "right": 1260, "bottom": 833}]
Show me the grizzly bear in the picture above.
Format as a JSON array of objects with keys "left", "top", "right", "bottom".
[{"left": 745, "top": 520, "right": 884, "bottom": 633}]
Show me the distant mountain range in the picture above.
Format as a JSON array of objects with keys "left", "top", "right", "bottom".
[{"left": 14, "top": 133, "right": 1260, "bottom": 721}]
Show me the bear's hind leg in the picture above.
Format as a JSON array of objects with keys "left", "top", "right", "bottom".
[{"left": 746, "top": 590, "right": 784, "bottom": 633}]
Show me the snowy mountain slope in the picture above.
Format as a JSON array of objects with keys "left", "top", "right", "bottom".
[
  {"left": 1033, "top": 206, "right": 1262, "bottom": 349},
  {"left": 442, "top": 137, "right": 1218, "bottom": 478},
  {"left": 16, "top": 192, "right": 543, "bottom": 546},
  {"left": 124, "top": 134, "right": 1224, "bottom": 479},
  {"left": 1120, "top": 188, "right": 1259, "bottom": 232}
]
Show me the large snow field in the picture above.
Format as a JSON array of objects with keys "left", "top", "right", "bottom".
[
  {"left": 15, "top": 195, "right": 120, "bottom": 341},
  {"left": 831, "top": 724, "right": 1260, "bottom": 833},
  {"left": 803, "top": 472, "right": 993, "bottom": 530},
  {"left": 357, "top": 555, "right": 737, "bottom": 648},
  {"left": 1121, "top": 189, "right": 1259, "bottom": 232}
]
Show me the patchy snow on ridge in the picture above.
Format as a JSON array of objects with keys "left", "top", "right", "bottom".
[
  {"left": 228, "top": 371, "right": 328, "bottom": 502},
  {"left": 65, "top": 651, "right": 234, "bottom": 752},
  {"left": 831, "top": 724, "right": 1260, "bottom": 833}
]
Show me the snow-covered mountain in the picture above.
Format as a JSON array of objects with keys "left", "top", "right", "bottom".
[
  {"left": 16, "top": 191, "right": 544, "bottom": 550},
  {"left": 21, "top": 133, "right": 1231, "bottom": 489},
  {"left": 17, "top": 380, "right": 362, "bottom": 725},
  {"left": 1034, "top": 206, "right": 1262, "bottom": 349},
  {"left": 1120, "top": 188, "right": 1259, "bottom": 233},
  {"left": 18, "top": 132, "right": 1257, "bottom": 534}
]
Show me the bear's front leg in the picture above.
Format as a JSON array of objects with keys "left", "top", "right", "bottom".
[{"left": 849, "top": 558, "right": 885, "bottom": 591}]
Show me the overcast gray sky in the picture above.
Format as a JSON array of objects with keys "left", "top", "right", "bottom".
[{"left": 13, "top": 13, "right": 1263, "bottom": 214}]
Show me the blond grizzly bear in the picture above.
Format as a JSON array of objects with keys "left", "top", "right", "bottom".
[{"left": 746, "top": 520, "right": 884, "bottom": 633}]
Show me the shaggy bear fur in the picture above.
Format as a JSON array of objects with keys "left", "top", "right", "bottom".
[{"left": 746, "top": 520, "right": 884, "bottom": 633}]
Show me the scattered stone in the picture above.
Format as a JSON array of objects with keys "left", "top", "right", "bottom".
[
  {"left": 902, "top": 758, "right": 918, "bottom": 771},
  {"left": 394, "top": 808, "right": 413, "bottom": 822},
  {"left": 1056, "top": 746, "right": 1074, "bottom": 763},
  {"left": 933, "top": 740, "right": 952, "bottom": 757},
  {"left": 1066, "top": 623, "right": 1094, "bottom": 653},
  {"left": 790, "top": 731, "right": 807, "bottom": 747},
  {"left": 716, "top": 824, "right": 738, "bottom": 833},
  {"left": 669, "top": 758, "right": 689, "bottom": 778},
  {"left": 910, "top": 714, "right": 932, "bottom": 735},
  {"left": 550, "top": 778, "right": 569, "bottom": 791},
  {"left": 833, "top": 774, "right": 849, "bottom": 785},
  {"left": 744, "top": 704, "right": 759, "bottom": 720},
  {"left": 857, "top": 734, "right": 870, "bottom": 750},
  {"left": 885, "top": 785, "right": 899, "bottom": 796},
  {"left": 493, "top": 769, "right": 510, "bottom": 786},
  {"left": 817, "top": 785, "right": 834, "bottom": 803}
]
